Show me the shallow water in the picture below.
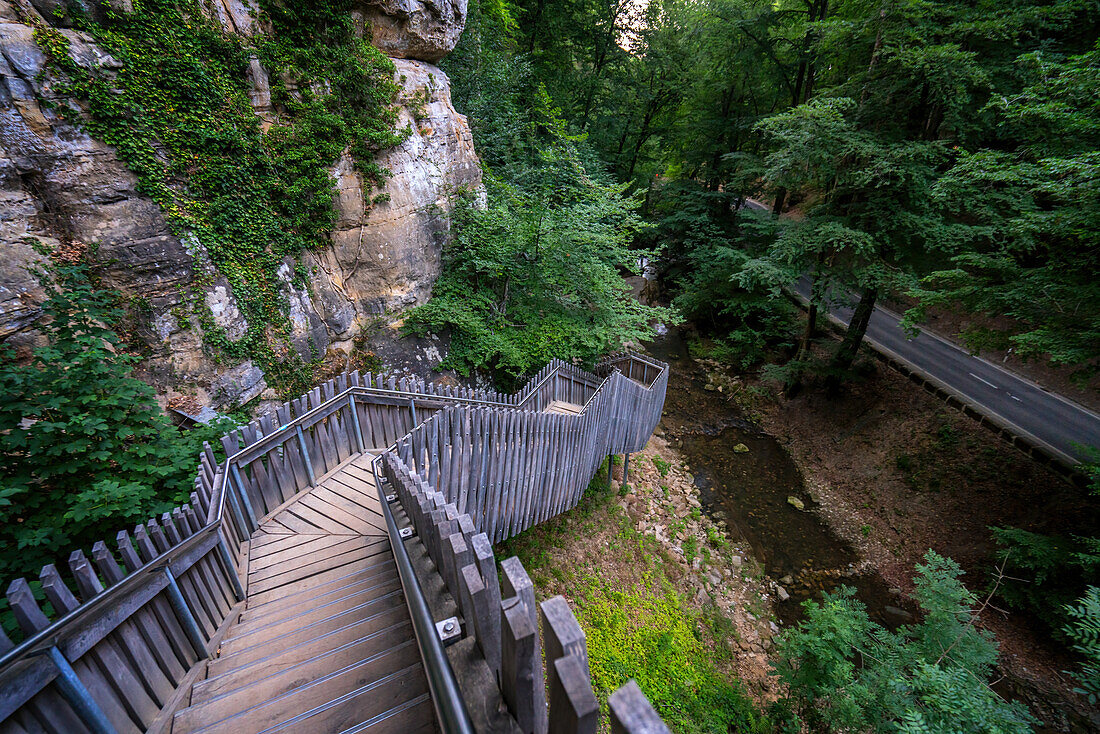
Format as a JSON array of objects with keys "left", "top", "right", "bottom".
[{"left": 643, "top": 326, "right": 906, "bottom": 627}]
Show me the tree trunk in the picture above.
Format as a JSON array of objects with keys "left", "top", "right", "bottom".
[
  {"left": 772, "top": 187, "right": 787, "bottom": 215},
  {"left": 830, "top": 286, "right": 878, "bottom": 373},
  {"left": 526, "top": 0, "right": 545, "bottom": 53},
  {"left": 785, "top": 276, "right": 819, "bottom": 397}
]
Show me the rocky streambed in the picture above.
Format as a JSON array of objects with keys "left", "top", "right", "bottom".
[{"left": 643, "top": 327, "right": 912, "bottom": 628}]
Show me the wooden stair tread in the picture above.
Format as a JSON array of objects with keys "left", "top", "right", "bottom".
[
  {"left": 336, "top": 693, "right": 437, "bottom": 734},
  {"left": 227, "top": 577, "right": 402, "bottom": 640},
  {"left": 207, "top": 604, "right": 412, "bottom": 680},
  {"left": 193, "top": 619, "right": 414, "bottom": 704},
  {"left": 172, "top": 456, "right": 434, "bottom": 734},
  {"left": 176, "top": 641, "right": 421, "bottom": 731},
  {"left": 183, "top": 660, "right": 428, "bottom": 734}
]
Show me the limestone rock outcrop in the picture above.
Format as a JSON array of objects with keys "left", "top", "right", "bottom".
[
  {"left": 355, "top": 0, "right": 467, "bottom": 62},
  {"left": 0, "top": 0, "right": 479, "bottom": 406}
]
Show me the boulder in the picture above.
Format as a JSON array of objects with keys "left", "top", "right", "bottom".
[{"left": 354, "top": 0, "right": 467, "bottom": 62}]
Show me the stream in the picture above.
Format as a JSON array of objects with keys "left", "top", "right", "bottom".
[{"left": 642, "top": 325, "right": 906, "bottom": 627}]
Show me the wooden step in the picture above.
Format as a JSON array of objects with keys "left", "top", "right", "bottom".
[
  {"left": 193, "top": 619, "right": 414, "bottom": 704},
  {"left": 228, "top": 576, "right": 401, "bottom": 639},
  {"left": 336, "top": 693, "right": 437, "bottom": 734},
  {"left": 246, "top": 542, "right": 394, "bottom": 607},
  {"left": 210, "top": 594, "right": 409, "bottom": 673},
  {"left": 241, "top": 557, "right": 396, "bottom": 618},
  {"left": 246, "top": 536, "right": 393, "bottom": 599},
  {"left": 238, "top": 565, "right": 398, "bottom": 628},
  {"left": 184, "top": 661, "right": 428, "bottom": 734},
  {"left": 214, "top": 589, "right": 404, "bottom": 664},
  {"left": 544, "top": 400, "right": 583, "bottom": 415},
  {"left": 176, "top": 639, "right": 421, "bottom": 730}
]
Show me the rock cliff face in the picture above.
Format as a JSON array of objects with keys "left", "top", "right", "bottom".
[{"left": 0, "top": 0, "right": 478, "bottom": 405}]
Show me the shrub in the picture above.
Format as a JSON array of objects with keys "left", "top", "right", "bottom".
[
  {"left": 0, "top": 262, "right": 228, "bottom": 583},
  {"left": 990, "top": 526, "right": 1100, "bottom": 638},
  {"left": 1063, "top": 586, "right": 1100, "bottom": 704},
  {"left": 773, "top": 551, "right": 1035, "bottom": 733}
]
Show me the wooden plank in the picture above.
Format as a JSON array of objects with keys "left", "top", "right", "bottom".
[
  {"left": 247, "top": 532, "right": 357, "bottom": 570},
  {"left": 311, "top": 483, "right": 384, "bottom": 523},
  {"left": 241, "top": 557, "right": 397, "bottom": 619},
  {"left": 609, "top": 680, "right": 670, "bottom": 734},
  {"left": 245, "top": 540, "right": 393, "bottom": 598},
  {"left": 277, "top": 500, "right": 361, "bottom": 536},
  {"left": 247, "top": 535, "right": 387, "bottom": 586},
  {"left": 298, "top": 493, "right": 386, "bottom": 536},
  {"left": 49, "top": 559, "right": 161, "bottom": 726},
  {"left": 215, "top": 589, "right": 405, "bottom": 665},
  {"left": 90, "top": 541, "right": 187, "bottom": 685},
  {"left": 550, "top": 654, "right": 599, "bottom": 734}
]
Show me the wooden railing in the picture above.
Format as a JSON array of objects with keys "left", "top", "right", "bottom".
[
  {"left": 391, "top": 354, "right": 668, "bottom": 543},
  {"left": 0, "top": 353, "right": 669, "bottom": 734}
]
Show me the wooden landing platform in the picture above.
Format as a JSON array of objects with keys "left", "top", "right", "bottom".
[
  {"left": 173, "top": 455, "right": 437, "bottom": 734},
  {"left": 544, "top": 400, "right": 583, "bottom": 416}
]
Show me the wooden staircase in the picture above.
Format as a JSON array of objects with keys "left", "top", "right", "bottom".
[
  {"left": 0, "top": 353, "right": 672, "bottom": 734},
  {"left": 172, "top": 455, "right": 436, "bottom": 734}
]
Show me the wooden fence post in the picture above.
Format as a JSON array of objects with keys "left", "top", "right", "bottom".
[
  {"left": 609, "top": 680, "right": 670, "bottom": 734},
  {"left": 549, "top": 654, "right": 599, "bottom": 734},
  {"left": 500, "top": 557, "right": 547, "bottom": 734},
  {"left": 542, "top": 596, "right": 597, "bottom": 734}
]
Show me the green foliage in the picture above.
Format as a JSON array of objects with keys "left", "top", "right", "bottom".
[
  {"left": 0, "top": 262, "right": 231, "bottom": 584},
  {"left": 411, "top": 3, "right": 671, "bottom": 381},
  {"left": 1063, "top": 586, "right": 1100, "bottom": 705},
  {"left": 580, "top": 581, "right": 769, "bottom": 734},
  {"left": 773, "top": 551, "right": 1035, "bottom": 733},
  {"left": 659, "top": 183, "right": 798, "bottom": 369},
  {"left": 653, "top": 456, "right": 671, "bottom": 477},
  {"left": 33, "top": 0, "right": 403, "bottom": 395},
  {"left": 912, "top": 45, "right": 1100, "bottom": 377},
  {"left": 989, "top": 527, "right": 1100, "bottom": 638}
]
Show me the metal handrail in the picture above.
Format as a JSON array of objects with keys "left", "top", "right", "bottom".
[{"left": 370, "top": 456, "right": 475, "bottom": 734}]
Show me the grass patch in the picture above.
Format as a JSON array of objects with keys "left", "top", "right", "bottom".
[{"left": 498, "top": 460, "right": 771, "bottom": 733}]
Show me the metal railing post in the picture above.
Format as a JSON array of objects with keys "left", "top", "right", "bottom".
[
  {"left": 163, "top": 567, "right": 208, "bottom": 658},
  {"left": 47, "top": 646, "right": 117, "bottom": 734},
  {"left": 348, "top": 394, "right": 366, "bottom": 453},
  {"left": 296, "top": 426, "right": 317, "bottom": 485},
  {"left": 623, "top": 453, "right": 630, "bottom": 485},
  {"left": 229, "top": 464, "right": 258, "bottom": 531},
  {"left": 410, "top": 397, "right": 418, "bottom": 427},
  {"left": 215, "top": 528, "right": 247, "bottom": 602}
]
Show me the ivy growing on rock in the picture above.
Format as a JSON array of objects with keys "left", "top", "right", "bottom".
[{"left": 32, "top": 0, "right": 405, "bottom": 395}]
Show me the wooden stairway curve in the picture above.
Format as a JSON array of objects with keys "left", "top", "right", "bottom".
[{"left": 172, "top": 455, "right": 437, "bottom": 734}]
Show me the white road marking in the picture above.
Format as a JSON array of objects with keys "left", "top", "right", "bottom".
[
  {"left": 1011, "top": 395, "right": 1022, "bottom": 402},
  {"left": 968, "top": 372, "right": 999, "bottom": 389}
]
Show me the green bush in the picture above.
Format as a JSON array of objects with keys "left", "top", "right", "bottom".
[
  {"left": 0, "top": 262, "right": 230, "bottom": 584},
  {"left": 1063, "top": 586, "right": 1100, "bottom": 704},
  {"left": 773, "top": 551, "right": 1035, "bottom": 733},
  {"left": 581, "top": 582, "right": 770, "bottom": 734},
  {"left": 990, "top": 526, "right": 1100, "bottom": 638}
]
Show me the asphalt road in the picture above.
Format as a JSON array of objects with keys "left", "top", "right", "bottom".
[
  {"left": 738, "top": 199, "right": 1100, "bottom": 466},
  {"left": 793, "top": 277, "right": 1100, "bottom": 465}
]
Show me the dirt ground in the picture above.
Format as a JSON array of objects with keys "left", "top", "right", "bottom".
[{"left": 741, "top": 347, "right": 1099, "bottom": 730}]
